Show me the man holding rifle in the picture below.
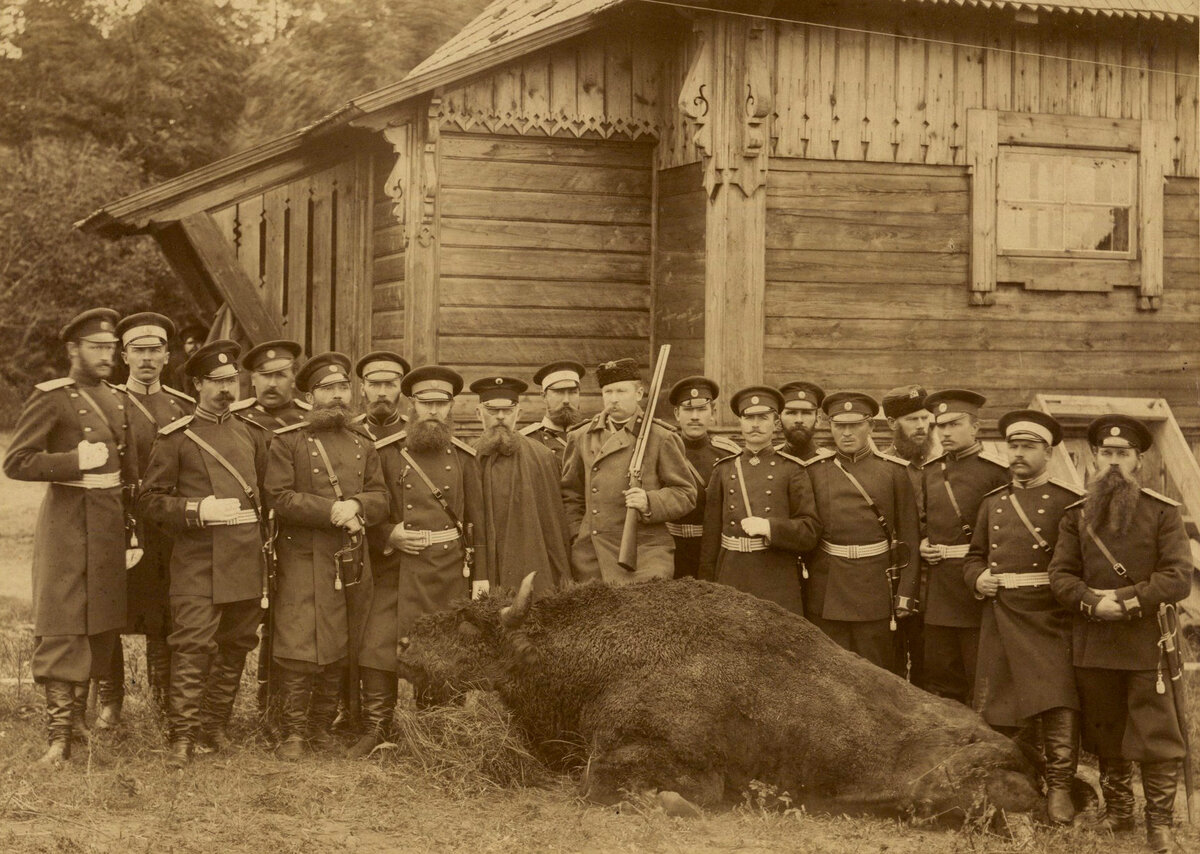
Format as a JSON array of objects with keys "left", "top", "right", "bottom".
[
  {"left": 1049, "top": 415, "right": 1192, "bottom": 854},
  {"left": 561, "top": 356, "right": 696, "bottom": 584}
]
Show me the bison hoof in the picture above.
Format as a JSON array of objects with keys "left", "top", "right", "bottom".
[{"left": 658, "top": 791, "right": 703, "bottom": 819}]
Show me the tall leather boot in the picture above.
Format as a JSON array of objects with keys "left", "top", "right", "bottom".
[
  {"left": 70, "top": 683, "right": 90, "bottom": 744},
  {"left": 198, "top": 649, "right": 247, "bottom": 753},
  {"left": 1041, "top": 707, "right": 1080, "bottom": 825},
  {"left": 1012, "top": 716, "right": 1046, "bottom": 783},
  {"left": 145, "top": 635, "right": 171, "bottom": 720},
  {"left": 1097, "top": 757, "right": 1137, "bottom": 833},
  {"left": 1141, "top": 759, "right": 1180, "bottom": 854},
  {"left": 346, "top": 668, "right": 397, "bottom": 759},
  {"left": 275, "top": 666, "right": 312, "bottom": 761},
  {"left": 307, "top": 663, "right": 344, "bottom": 753},
  {"left": 36, "top": 681, "right": 74, "bottom": 766},
  {"left": 167, "top": 652, "right": 210, "bottom": 770},
  {"left": 94, "top": 641, "right": 124, "bottom": 730}
]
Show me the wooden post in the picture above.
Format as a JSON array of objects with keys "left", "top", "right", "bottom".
[
  {"left": 403, "top": 96, "right": 441, "bottom": 366},
  {"left": 966, "top": 108, "right": 998, "bottom": 306},
  {"left": 1138, "top": 119, "right": 1167, "bottom": 311}
]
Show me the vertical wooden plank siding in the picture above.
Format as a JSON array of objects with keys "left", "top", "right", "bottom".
[
  {"left": 371, "top": 145, "right": 405, "bottom": 353},
  {"left": 262, "top": 186, "right": 288, "bottom": 319},
  {"left": 235, "top": 195, "right": 264, "bottom": 293},
  {"left": 654, "top": 162, "right": 706, "bottom": 386},
  {"left": 967, "top": 109, "right": 998, "bottom": 305},
  {"left": 1176, "top": 47, "right": 1199, "bottom": 177},
  {"left": 308, "top": 170, "right": 334, "bottom": 354},
  {"left": 285, "top": 176, "right": 311, "bottom": 345}
]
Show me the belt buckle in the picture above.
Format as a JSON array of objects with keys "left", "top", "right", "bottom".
[
  {"left": 847, "top": 544, "right": 860, "bottom": 560},
  {"left": 414, "top": 529, "right": 432, "bottom": 548}
]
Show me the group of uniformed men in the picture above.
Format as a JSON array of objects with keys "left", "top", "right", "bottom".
[{"left": 4, "top": 307, "right": 1192, "bottom": 853}]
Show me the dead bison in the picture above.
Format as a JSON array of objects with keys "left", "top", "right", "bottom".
[{"left": 397, "top": 576, "right": 1040, "bottom": 822}]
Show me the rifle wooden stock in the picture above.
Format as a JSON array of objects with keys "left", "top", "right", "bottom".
[{"left": 617, "top": 345, "right": 670, "bottom": 572}]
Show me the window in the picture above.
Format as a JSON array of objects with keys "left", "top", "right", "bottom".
[{"left": 997, "top": 147, "right": 1136, "bottom": 258}]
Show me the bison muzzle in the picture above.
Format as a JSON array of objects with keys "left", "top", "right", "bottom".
[{"left": 397, "top": 576, "right": 1040, "bottom": 822}]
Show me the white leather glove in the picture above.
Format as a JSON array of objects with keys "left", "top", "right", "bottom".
[
  {"left": 740, "top": 516, "right": 771, "bottom": 538},
  {"left": 77, "top": 440, "right": 109, "bottom": 471},
  {"left": 471, "top": 580, "right": 491, "bottom": 600},
  {"left": 198, "top": 496, "right": 242, "bottom": 524}
]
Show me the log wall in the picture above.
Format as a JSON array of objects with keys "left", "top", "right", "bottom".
[{"left": 764, "top": 159, "right": 1200, "bottom": 423}]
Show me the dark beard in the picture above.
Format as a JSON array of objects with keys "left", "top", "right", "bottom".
[
  {"left": 1084, "top": 467, "right": 1141, "bottom": 535},
  {"left": 547, "top": 403, "right": 582, "bottom": 430},
  {"left": 307, "top": 404, "right": 352, "bottom": 432},
  {"left": 476, "top": 424, "right": 518, "bottom": 457},
  {"left": 408, "top": 417, "right": 452, "bottom": 453},
  {"left": 367, "top": 399, "right": 397, "bottom": 422},
  {"left": 892, "top": 428, "right": 933, "bottom": 462},
  {"left": 784, "top": 424, "right": 815, "bottom": 455}
]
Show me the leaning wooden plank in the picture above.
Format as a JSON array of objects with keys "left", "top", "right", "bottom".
[{"left": 177, "top": 213, "right": 281, "bottom": 344}]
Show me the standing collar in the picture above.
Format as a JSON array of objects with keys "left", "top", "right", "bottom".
[
  {"left": 1013, "top": 471, "right": 1051, "bottom": 489},
  {"left": 194, "top": 405, "right": 232, "bottom": 424},
  {"left": 836, "top": 445, "right": 872, "bottom": 463},
  {"left": 949, "top": 442, "right": 983, "bottom": 462},
  {"left": 125, "top": 377, "right": 162, "bottom": 396}
]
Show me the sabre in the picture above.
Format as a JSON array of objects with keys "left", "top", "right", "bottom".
[{"left": 1157, "top": 602, "right": 1194, "bottom": 824}]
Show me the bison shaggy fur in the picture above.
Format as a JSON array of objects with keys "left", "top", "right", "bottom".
[{"left": 397, "top": 578, "right": 1040, "bottom": 822}]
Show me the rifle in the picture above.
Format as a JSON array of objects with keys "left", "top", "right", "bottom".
[
  {"left": 1157, "top": 603, "right": 1194, "bottom": 824},
  {"left": 617, "top": 345, "right": 671, "bottom": 572}
]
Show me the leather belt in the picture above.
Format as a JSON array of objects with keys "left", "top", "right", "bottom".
[
  {"left": 995, "top": 572, "right": 1051, "bottom": 589},
  {"left": 931, "top": 543, "right": 970, "bottom": 559},
  {"left": 53, "top": 472, "right": 121, "bottom": 489},
  {"left": 720, "top": 534, "right": 767, "bottom": 553},
  {"left": 667, "top": 523, "right": 704, "bottom": 538},
  {"left": 820, "top": 539, "right": 889, "bottom": 559},
  {"left": 210, "top": 509, "right": 260, "bottom": 526},
  {"left": 409, "top": 528, "right": 461, "bottom": 547}
]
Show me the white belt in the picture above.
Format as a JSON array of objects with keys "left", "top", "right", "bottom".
[
  {"left": 932, "top": 543, "right": 971, "bottom": 559},
  {"left": 721, "top": 534, "right": 767, "bottom": 553},
  {"left": 210, "top": 509, "right": 260, "bottom": 526},
  {"left": 995, "top": 572, "right": 1051, "bottom": 589},
  {"left": 820, "top": 539, "right": 889, "bottom": 559},
  {"left": 53, "top": 472, "right": 121, "bottom": 489},
  {"left": 667, "top": 523, "right": 704, "bottom": 538},
  {"left": 410, "top": 528, "right": 461, "bottom": 547}
]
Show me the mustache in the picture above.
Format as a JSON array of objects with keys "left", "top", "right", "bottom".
[
  {"left": 1084, "top": 467, "right": 1140, "bottom": 535},
  {"left": 476, "top": 423, "right": 518, "bottom": 456},
  {"left": 307, "top": 404, "right": 353, "bottom": 432},
  {"left": 409, "top": 417, "right": 452, "bottom": 453}
]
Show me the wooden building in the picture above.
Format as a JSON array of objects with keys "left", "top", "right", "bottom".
[{"left": 81, "top": 0, "right": 1199, "bottom": 439}]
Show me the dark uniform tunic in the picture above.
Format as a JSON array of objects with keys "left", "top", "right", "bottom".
[
  {"left": 561, "top": 412, "right": 696, "bottom": 584},
  {"left": 775, "top": 438, "right": 821, "bottom": 463},
  {"left": 120, "top": 379, "right": 193, "bottom": 634},
  {"left": 230, "top": 397, "right": 311, "bottom": 432},
  {"left": 4, "top": 377, "right": 133, "bottom": 681},
  {"left": 922, "top": 445, "right": 1010, "bottom": 701},
  {"left": 964, "top": 475, "right": 1084, "bottom": 726},
  {"left": 1048, "top": 489, "right": 1192, "bottom": 761},
  {"left": 805, "top": 447, "right": 921, "bottom": 670},
  {"left": 355, "top": 412, "right": 407, "bottom": 443},
  {"left": 361, "top": 435, "right": 487, "bottom": 673},
  {"left": 266, "top": 421, "right": 388, "bottom": 668},
  {"left": 698, "top": 445, "right": 821, "bottom": 614},
  {"left": 879, "top": 442, "right": 931, "bottom": 686},
  {"left": 671, "top": 433, "right": 740, "bottom": 578},
  {"left": 520, "top": 418, "right": 572, "bottom": 469}
]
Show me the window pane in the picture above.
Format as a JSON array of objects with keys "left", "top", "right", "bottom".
[
  {"left": 1067, "top": 156, "right": 1133, "bottom": 205},
  {"left": 999, "top": 203, "right": 1064, "bottom": 251},
  {"left": 1066, "top": 205, "right": 1130, "bottom": 252},
  {"left": 999, "top": 152, "right": 1064, "bottom": 203}
]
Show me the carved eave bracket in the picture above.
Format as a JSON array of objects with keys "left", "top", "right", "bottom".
[
  {"left": 417, "top": 97, "right": 441, "bottom": 248},
  {"left": 382, "top": 124, "right": 410, "bottom": 246},
  {"left": 678, "top": 16, "right": 773, "bottom": 198}
]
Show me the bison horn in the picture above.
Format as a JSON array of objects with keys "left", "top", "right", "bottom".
[{"left": 499, "top": 572, "right": 537, "bottom": 629}]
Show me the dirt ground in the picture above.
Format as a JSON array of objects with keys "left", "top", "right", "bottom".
[{"left": 1, "top": 435, "right": 1198, "bottom": 853}]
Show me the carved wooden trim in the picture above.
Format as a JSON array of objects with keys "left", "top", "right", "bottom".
[
  {"left": 418, "top": 99, "right": 440, "bottom": 248},
  {"left": 437, "top": 104, "right": 657, "bottom": 141},
  {"left": 381, "top": 123, "right": 411, "bottom": 239}
]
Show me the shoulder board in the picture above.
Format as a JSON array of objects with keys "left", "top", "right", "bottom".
[
  {"left": 294, "top": 399, "right": 312, "bottom": 411},
  {"left": 112, "top": 383, "right": 127, "bottom": 392},
  {"left": 776, "top": 450, "right": 805, "bottom": 466},
  {"left": 350, "top": 413, "right": 366, "bottom": 424},
  {"left": 228, "top": 397, "right": 256, "bottom": 412},
  {"left": 348, "top": 425, "right": 376, "bottom": 442},
  {"left": 274, "top": 421, "right": 306, "bottom": 435},
  {"left": 711, "top": 435, "right": 741, "bottom": 454},
  {"left": 159, "top": 415, "right": 193, "bottom": 435},
  {"left": 1141, "top": 487, "right": 1181, "bottom": 507},
  {"left": 1066, "top": 498, "right": 1087, "bottom": 510},
  {"left": 873, "top": 449, "right": 910, "bottom": 466},
  {"left": 375, "top": 430, "right": 407, "bottom": 451},
  {"left": 652, "top": 417, "right": 678, "bottom": 432},
  {"left": 925, "top": 451, "right": 948, "bottom": 466},
  {"left": 1049, "top": 476, "right": 1086, "bottom": 497},
  {"left": 804, "top": 448, "right": 836, "bottom": 467},
  {"left": 979, "top": 450, "right": 1009, "bottom": 468},
  {"left": 519, "top": 422, "right": 542, "bottom": 436},
  {"left": 714, "top": 451, "right": 740, "bottom": 466},
  {"left": 451, "top": 436, "right": 477, "bottom": 457},
  {"left": 35, "top": 377, "right": 75, "bottom": 392},
  {"left": 983, "top": 482, "right": 1012, "bottom": 498},
  {"left": 163, "top": 385, "right": 195, "bottom": 403},
  {"left": 233, "top": 413, "right": 271, "bottom": 431}
]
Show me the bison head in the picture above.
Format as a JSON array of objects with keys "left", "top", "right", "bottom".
[{"left": 397, "top": 572, "right": 539, "bottom": 704}]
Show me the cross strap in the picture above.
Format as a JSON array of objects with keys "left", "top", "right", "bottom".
[
  {"left": 939, "top": 461, "right": 973, "bottom": 538},
  {"left": 833, "top": 457, "right": 896, "bottom": 547},
  {"left": 76, "top": 386, "right": 127, "bottom": 451},
  {"left": 734, "top": 457, "right": 754, "bottom": 517},
  {"left": 400, "top": 448, "right": 463, "bottom": 533},
  {"left": 124, "top": 391, "right": 159, "bottom": 428},
  {"left": 1085, "top": 523, "right": 1129, "bottom": 579},
  {"left": 310, "top": 437, "right": 345, "bottom": 500},
  {"left": 1007, "top": 489, "right": 1051, "bottom": 552},
  {"left": 184, "top": 429, "right": 259, "bottom": 513}
]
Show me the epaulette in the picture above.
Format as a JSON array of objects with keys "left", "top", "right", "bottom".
[
  {"left": 873, "top": 448, "right": 910, "bottom": 466},
  {"left": 294, "top": 399, "right": 313, "bottom": 411},
  {"left": 1141, "top": 487, "right": 1181, "bottom": 507},
  {"left": 274, "top": 421, "right": 306, "bottom": 435},
  {"left": 163, "top": 385, "right": 195, "bottom": 403},
  {"left": 159, "top": 415, "right": 193, "bottom": 435},
  {"left": 1050, "top": 476, "right": 1086, "bottom": 497},
  {"left": 452, "top": 436, "right": 477, "bottom": 457},
  {"left": 35, "top": 377, "right": 75, "bottom": 392},
  {"left": 777, "top": 449, "right": 805, "bottom": 466},
  {"left": 233, "top": 413, "right": 271, "bottom": 431},
  {"left": 979, "top": 450, "right": 1009, "bottom": 468},
  {"left": 803, "top": 448, "right": 836, "bottom": 467},
  {"left": 711, "top": 435, "right": 741, "bottom": 454},
  {"left": 375, "top": 430, "right": 406, "bottom": 451},
  {"left": 228, "top": 397, "right": 256, "bottom": 412},
  {"left": 519, "top": 422, "right": 542, "bottom": 436}
]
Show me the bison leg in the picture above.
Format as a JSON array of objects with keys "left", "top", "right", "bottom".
[{"left": 581, "top": 739, "right": 724, "bottom": 807}]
